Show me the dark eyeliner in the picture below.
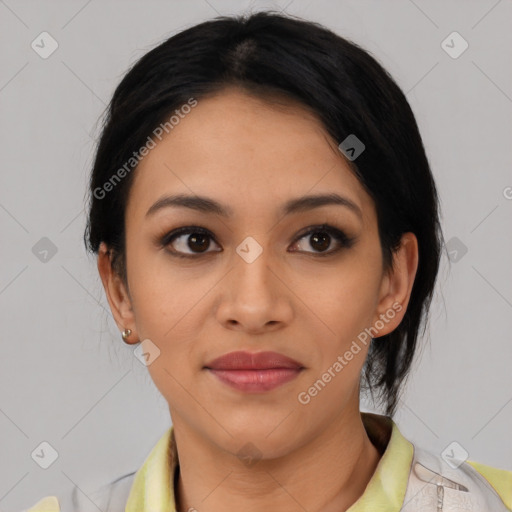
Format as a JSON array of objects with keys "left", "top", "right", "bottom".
[
  {"left": 159, "top": 223, "right": 356, "bottom": 258},
  {"left": 158, "top": 226, "right": 219, "bottom": 259},
  {"left": 159, "top": 226, "right": 213, "bottom": 247},
  {"left": 292, "top": 223, "right": 357, "bottom": 256}
]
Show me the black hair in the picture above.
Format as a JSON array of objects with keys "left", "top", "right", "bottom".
[{"left": 84, "top": 10, "right": 445, "bottom": 416}]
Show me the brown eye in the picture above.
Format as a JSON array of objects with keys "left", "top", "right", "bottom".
[
  {"left": 309, "top": 231, "right": 331, "bottom": 252},
  {"left": 184, "top": 232, "right": 210, "bottom": 252},
  {"left": 160, "top": 223, "right": 355, "bottom": 259},
  {"left": 290, "top": 224, "right": 355, "bottom": 256},
  {"left": 162, "top": 227, "right": 221, "bottom": 257}
]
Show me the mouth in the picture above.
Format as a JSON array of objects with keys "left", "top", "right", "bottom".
[{"left": 204, "top": 350, "right": 305, "bottom": 393}]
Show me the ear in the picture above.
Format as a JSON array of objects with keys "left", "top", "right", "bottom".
[
  {"left": 97, "top": 242, "right": 138, "bottom": 344},
  {"left": 371, "top": 232, "right": 419, "bottom": 338}
]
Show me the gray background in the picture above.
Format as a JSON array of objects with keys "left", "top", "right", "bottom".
[{"left": 1, "top": 0, "right": 511, "bottom": 510}]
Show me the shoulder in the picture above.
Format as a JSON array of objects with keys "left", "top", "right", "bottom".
[
  {"left": 404, "top": 443, "right": 512, "bottom": 511},
  {"left": 23, "top": 496, "right": 60, "bottom": 511},
  {"left": 21, "top": 471, "right": 137, "bottom": 512},
  {"left": 467, "top": 459, "right": 512, "bottom": 510}
]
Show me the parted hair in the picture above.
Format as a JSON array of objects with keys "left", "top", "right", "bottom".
[{"left": 84, "top": 11, "right": 444, "bottom": 416}]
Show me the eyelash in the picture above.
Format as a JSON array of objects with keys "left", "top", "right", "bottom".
[{"left": 159, "top": 224, "right": 356, "bottom": 259}]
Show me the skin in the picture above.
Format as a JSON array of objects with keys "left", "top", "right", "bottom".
[{"left": 97, "top": 87, "right": 419, "bottom": 512}]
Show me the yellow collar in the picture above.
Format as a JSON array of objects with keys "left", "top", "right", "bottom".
[{"left": 125, "top": 412, "right": 414, "bottom": 512}]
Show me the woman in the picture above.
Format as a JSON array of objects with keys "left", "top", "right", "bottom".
[{"left": 26, "top": 10, "right": 511, "bottom": 512}]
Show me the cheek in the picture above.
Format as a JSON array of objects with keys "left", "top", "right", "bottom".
[
  {"left": 125, "top": 253, "right": 202, "bottom": 394},
  {"left": 129, "top": 264, "right": 202, "bottom": 414},
  {"left": 298, "top": 255, "right": 382, "bottom": 389},
  {"left": 294, "top": 264, "right": 380, "bottom": 412},
  {"left": 300, "top": 252, "right": 382, "bottom": 336},
  {"left": 127, "top": 245, "right": 207, "bottom": 338}
]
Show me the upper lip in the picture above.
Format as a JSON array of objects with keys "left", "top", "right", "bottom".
[{"left": 205, "top": 351, "right": 304, "bottom": 370}]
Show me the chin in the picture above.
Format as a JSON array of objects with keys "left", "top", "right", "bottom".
[{"left": 217, "top": 420, "right": 301, "bottom": 458}]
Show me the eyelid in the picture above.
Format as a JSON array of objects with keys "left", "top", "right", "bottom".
[
  {"left": 290, "top": 224, "right": 356, "bottom": 254},
  {"left": 160, "top": 223, "right": 356, "bottom": 258},
  {"left": 161, "top": 226, "right": 215, "bottom": 245},
  {"left": 160, "top": 226, "right": 221, "bottom": 258}
]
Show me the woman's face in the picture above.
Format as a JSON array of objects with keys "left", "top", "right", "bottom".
[{"left": 99, "top": 87, "right": 416, "bottom": 458}]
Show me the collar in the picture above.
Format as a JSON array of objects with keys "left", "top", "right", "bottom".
[{"left": 125, "top": 412, "right": 414, "bottom": 512}]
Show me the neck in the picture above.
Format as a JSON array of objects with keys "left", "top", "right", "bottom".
[{"left": 173, "top": 410, "right": 382, "bottom": 512}]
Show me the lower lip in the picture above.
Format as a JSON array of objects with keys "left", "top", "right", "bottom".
[{"left": 207, "top": 368, "right": 303, "bottom": 392}]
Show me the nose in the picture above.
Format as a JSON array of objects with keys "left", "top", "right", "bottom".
[{"left": 215, "top": 243, "right": 294, "bottom": 334}]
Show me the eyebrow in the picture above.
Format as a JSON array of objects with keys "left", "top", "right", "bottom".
[{"left": 145, "top": 192, "right": 363, "bottom": 220}]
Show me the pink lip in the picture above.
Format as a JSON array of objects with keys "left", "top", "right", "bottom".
[{"left": 204, "top": 351, "right": 304, "bottom": 393}]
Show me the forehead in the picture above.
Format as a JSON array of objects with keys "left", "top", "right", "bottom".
[{"left": 127, "top": 88, "right": 374, "bottom": 223}]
